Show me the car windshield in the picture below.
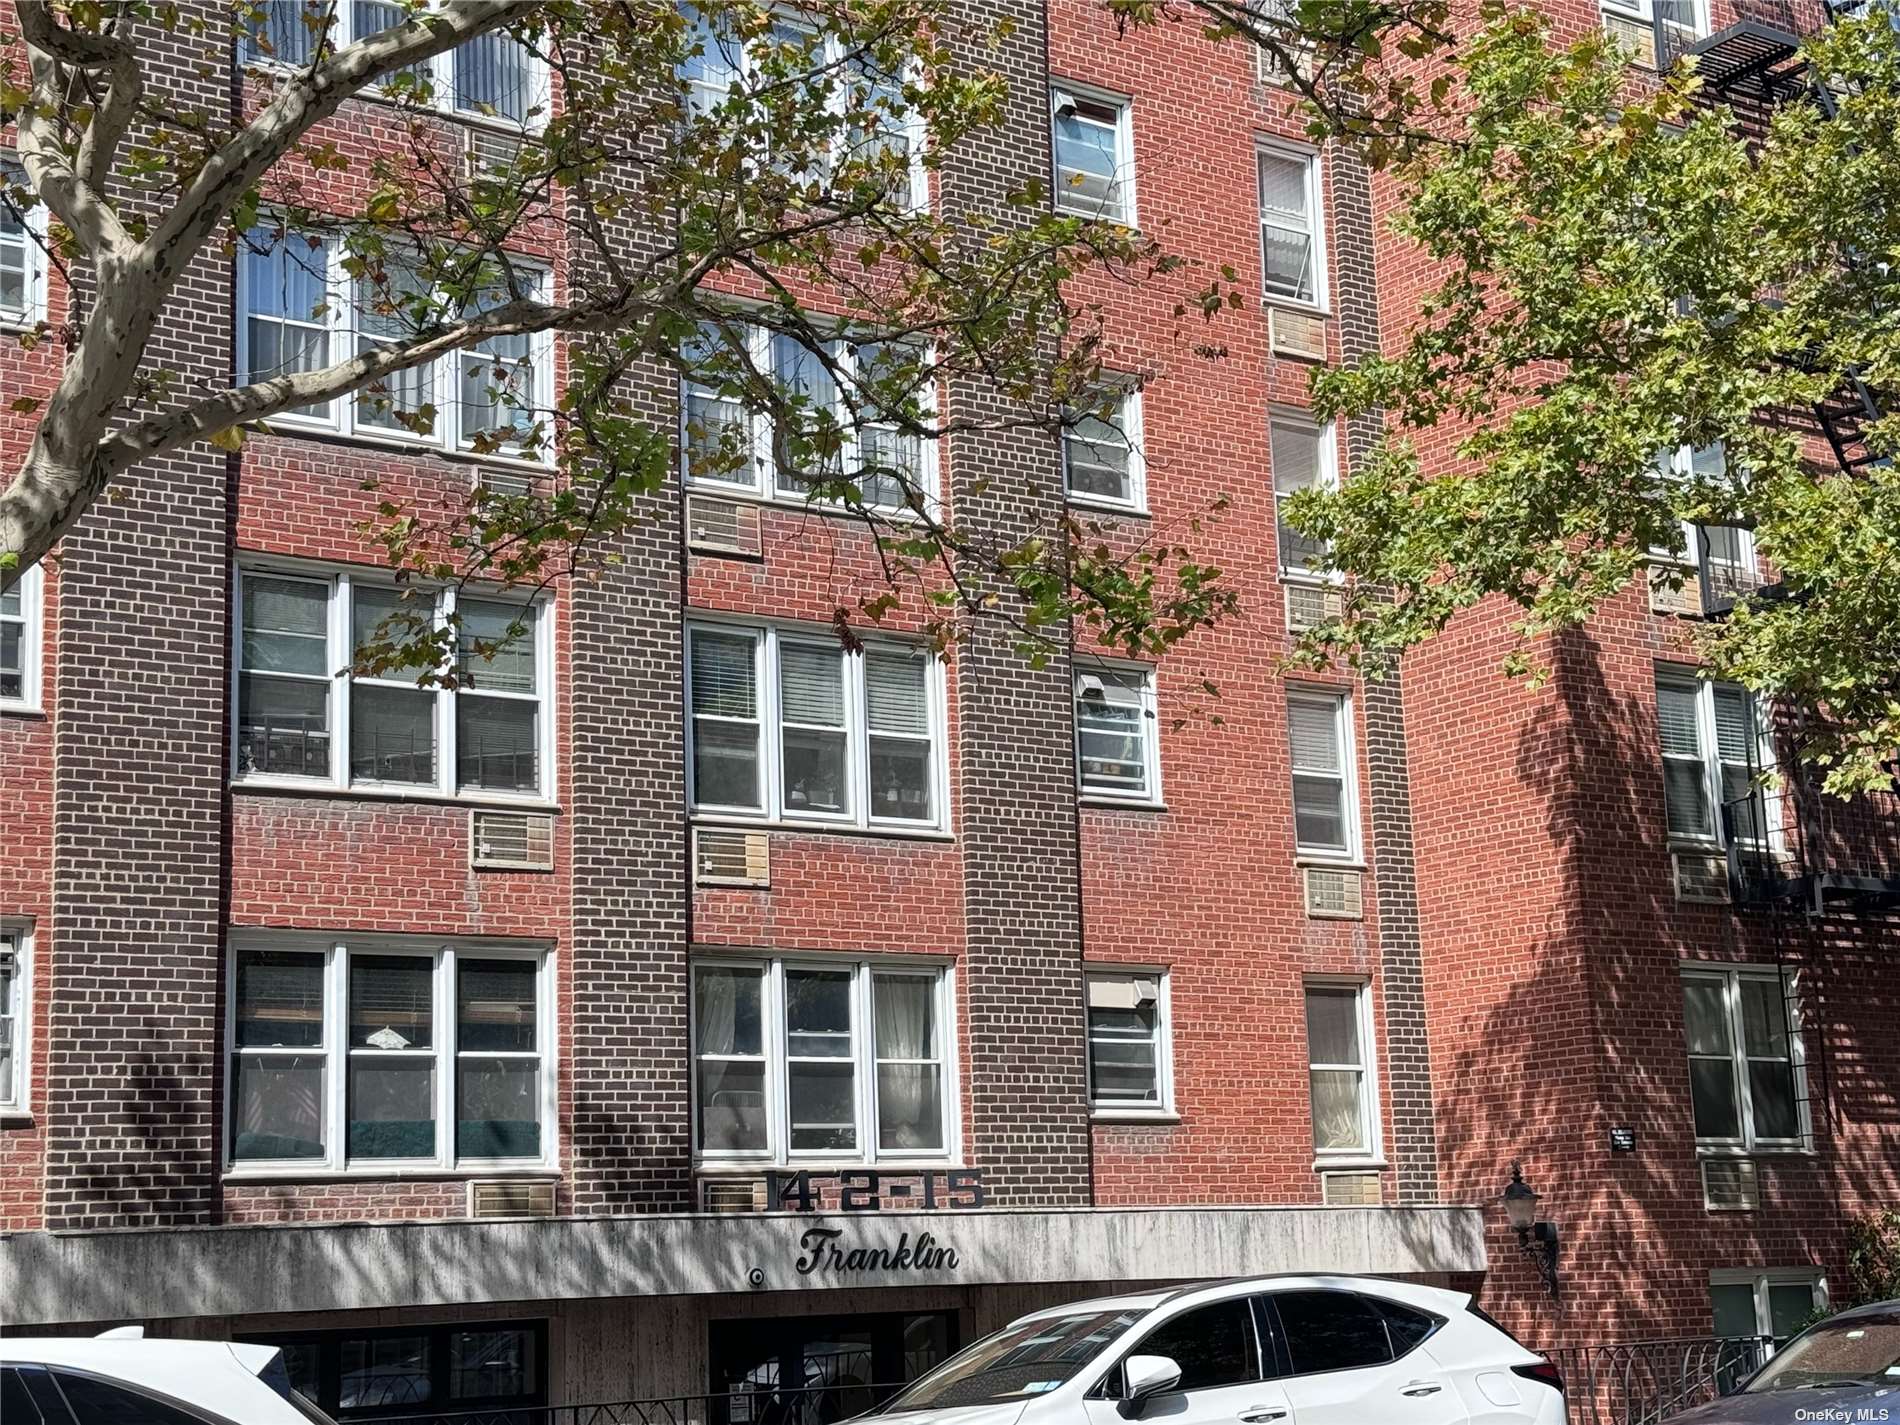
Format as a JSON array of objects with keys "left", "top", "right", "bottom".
[
  {"left": 879, "top": 1309, "right": 1145, "bottom": 1411},
  {"left": 1746, "top": 1314, "right": 1900, "bottom": 1392}
]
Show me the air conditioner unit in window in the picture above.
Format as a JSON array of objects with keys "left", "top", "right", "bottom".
[
  {"left": 1320, "top": 1171, "right": 1382, "bottom": 1206},
  {"left": 694, "top": 828, "right": 770, "bottom": 887},
  {"left": 471, "top": 810, "right": 555, "bottom": 871},
  {"left": 700, "top": 1176, "right": 765, "bottom": 1213},
  {"left": 1648, "top": 564, "right": 1704, "bottom": 617},
  {"left": 1286, "top": 581, "right": 1344, "bottom": 634},
  {"left": 465, "top": 125, "right": 525, "bottom": 185},
  {"left": 468, "top": 1179, "right": 557, "bottom": 1219},
  {"left": 1304, "top": 866, "right": 1364, "bottom": 920},
  {"left": 1673, "top": 850, "right": 1732, "bottom": 904},
  {"left": 1701, "top": 1157, "right": 1760, "bottom": 1211},
  {"left": 1268, "top": 306, "right": 1329, "bottom": 362},
  {"left": 686, "top": 494, "right": 764, "bottom": 559},
  {"left": 472, "top": 466, "right": 541, "bottom": 500}
]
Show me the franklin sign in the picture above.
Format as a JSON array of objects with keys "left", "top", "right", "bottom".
[{"left": 793, "top": 1226, "right": 959, "bottom": 1276}]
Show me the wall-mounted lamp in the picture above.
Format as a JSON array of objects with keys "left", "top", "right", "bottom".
[{"left": 1501, "top": 1160, "right": 1560, "bottom": 1299}]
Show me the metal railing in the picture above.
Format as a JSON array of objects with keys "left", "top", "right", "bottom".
[
  {"left": 1540, "top": 1336, "right": 1773, "bottom": 1425},
  {"left": 357, "top": 1382, "right": 908, "bottom": 1425}
]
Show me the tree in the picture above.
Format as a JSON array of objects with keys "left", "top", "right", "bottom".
[
  {"left": 1282, "top": 9, "right": 1900, "bottom": 793},
  {"left": 0, "top": 0, "right": 1239, "bottom": 673}
]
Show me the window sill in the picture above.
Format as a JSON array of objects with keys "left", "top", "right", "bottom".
[
  {"left": 690, "top": 813, "right": 953, "bottom": 844},
  {"left": 1295, "top": 855, "right": 1366, "bottom": 871},
  {"left": 1262, "top": 295, "right": 1331, "bottom": 321},
  {"left": 0, "top": 703, "right": 45, "bottom": 720},
  {"left": 1314, "top": 1158, "right": 1387, "bottom": 1172},
  {"left": 693, "top": 1160, "right": 967, "bottom": 1176},
  {"left": 1091, "top": 1110, "right": 1180, "bottom": 1125},
  {"left": 231, "top": 779, "right": 561, "bottom": 814},
  {"left": 0, "top": 1111, "right": 35, "bottom": 1128},
  {"left": 1695, "top": 1143, "right": 1814, "bottom": 1159},
  {"left": 1079, "top": 796, "right": 1168, "bottom": 813},
  {"left": 1053, "top": 203, "right": 1141, "bottom": 235},
  {"left": 1066, "top": 496, "right": 1151, "bottom": 520},
  {"left": 224, "top": 1164, "right": 559, "bottom": 1184}
]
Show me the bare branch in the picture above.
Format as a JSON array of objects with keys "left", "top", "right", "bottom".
[{"left": 13, "top": 5, "right": 134, "bottom": 254}]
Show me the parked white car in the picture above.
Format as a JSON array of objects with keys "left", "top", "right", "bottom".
[
  {"left": 0, "top": 1334, "right": 335, "bottom": 1424},
  {"left": 869, "top": 1275, "right": 1565, "bottom": 1425}
]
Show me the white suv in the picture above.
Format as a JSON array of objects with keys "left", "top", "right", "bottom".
[
  {"left": 1, "top": 1336, "right": 335, "bottom": 1424},
  {"left": 870, "top": 1275, "right": 1565, "bottom": 1425}
]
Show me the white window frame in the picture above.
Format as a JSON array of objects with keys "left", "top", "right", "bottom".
[
  {"left": 1073, "top": 661, "right": 1162, "bottom": 806},
  {"left": 1600, "top": 0, "right": 1712, "bottom": 47},
  {"left": 1, "top": 560, "right": 43, "bottom": 714},
  {"left": 1062, "top": 385, "right": 1147, "bottom": 513},
  {"left": 231, "top": 562, "right": 556, "bottom": 805},
  {"left": 685, "top": 618, "right": 949, "bottom": 834},
  {"left": 1287, "top": 686, "right": 1361, "bottom": 863},
  {"left": 690, "top": 953, "right": 960, "bottom": 1168},
  {"left": 680, "top": 319, "right": 941, "bottom": 513},
  {"left": 1647, "top": 443, "right": 1756, "bottom": 577},
  {"left": 1680, "top": 963, "right": 1812, "bottom": 1155},
  {"left": 224, "top": 932, "right": 557, "bottom": 1178},
  {"left": 0, "top": 921, "right": 33, "bottom": 1116},
  {"left": 1656, "top": 669, "right": 1779, "bottom": 851},
  {"left": 1303, "top": 976, "right": 1384, "bottom": 1168},
  {"left": 234, "top": 229, "right": 556, "bottom": 468},
  {"left": 1269, "top": 406, "right": 1339, "bottom": 584},
  {"left": 1256, "top": 140, "right": 1328, "bottom": 313},
  {"left": 0, "top": 157, "right": 50, "bottom": 328},
  {"left": 1084, "top": 967, "right": 1174, "bottom": 1119},
  {"left": 240, "top": 5, "right": 550, "bottom": 133},
  {"left": 1709, "top": 1269, "right": 1826, "bottom": 1343},
  {"left": 1050, "top": 82, "right": 1137, "bottom": 227}
]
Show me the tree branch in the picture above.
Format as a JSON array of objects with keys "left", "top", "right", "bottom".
[{"left": 13, "top": 4, "right": 134, "bottom": 254}]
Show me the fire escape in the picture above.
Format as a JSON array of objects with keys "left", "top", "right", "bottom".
[{"left": 1679, "top": 6, "right": 1900, "bottom": 918}]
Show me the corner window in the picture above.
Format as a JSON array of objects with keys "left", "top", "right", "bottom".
[
  {"left": 1681, "top": 966, "right": 1807, "bottom": 1151},
  {"left": 686, "top": 622, "right": 946, "bottom": 832},
  {"left": 1086, "top": 969, "right": 1172, "bottom": 1114},
  {"left": 1052, "top": 86, "right": 1134, "bottom": 225},
  {"left": 1304, "top": 981, "right": 1379, "bottom": 1161},
  {"left": 0, "top": 924, "right": 31, "bottom": 1113},
  {"left": 1656, "top": 673, "right": 1773, "bottom": 847},
  {"left": 1, "top": 561, "right": 42, "bottom": 711},
  {"left": 1710, "top": 1271, "right": 1823, "bottom": 1344},
  {"left": 1287, "top": 689, "right": 1358, "bottom": 860},
  {"left": 227, "top": 938, "right": 553, "bottom": 1172},
  {"left": 1258, "top": 145, "right": 1324, "bottom": 308},
  {"left": 1064, "top": 387, "right": 1145, "bottom": 511},
  {"left": 692, "top": 957, "right": 955, "bottom": 1164},
  {"left": 234, "top": 566, "right": 553, "bottom": 803},
  {"left": 1075, "top": 663, "right": 1160, "bottom": 803},
  {"left": 1, "top": 159, "right": 48, "bottom": 326},
  {"left": 1270, "top": 410, "right": 1337, "bottom": 580},
  {"left": 237, "top": 227, "right": 554, "bottom": 461}
]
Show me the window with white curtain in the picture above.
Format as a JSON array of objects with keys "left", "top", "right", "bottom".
[
  {"left": 1, "top": 561, "right": 42, "bottom": 711},
  {"left": 0, "top": 923, "right": 31, "bottom": 1113},
  {"left": 692, "top": 957, "right": 954, "bottom": 1163},
  {"left": 1305, "top": 980, "right": 1380, "bottom": 1161},
  {"left": 1085, "top": 970, "right": 1171, "bottom": 1114},
  {"left": 1682, "top": 965, "right": 1807, "bottom": 1152},
  {"left": 234, "top": 565, "right": 553, "bottom": 802},
  {"left": 1656, "top": 672, "right": 1771, "bottom": 847},
  {"left": 1287, "top": 689, "right": 1358, "bottom": 859},
  {"left": 1258, "top": 144, "right": 1324, "bottom": 307},
  {"left": 1063, "top": 387, "right": 1145, "bottom": 511},
  {"left": 1075, "top": 664, "right": 1160, "bottom": 803},
  {"left": 227, "top": 937, "right": 552, "bottom": 1173},
  {"left": 687, "top": 622, "right": 945, "bottom": 831},
  {"left": 1270, "top": 409, "right": 1337, "bottom": 579}
]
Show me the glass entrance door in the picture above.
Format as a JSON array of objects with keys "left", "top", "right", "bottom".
[{"left": 710, "top": 1311, "right": 957, "bottom": 1425}]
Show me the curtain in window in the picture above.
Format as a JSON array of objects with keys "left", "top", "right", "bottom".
[
  {"left": 695, "top": 966, "right": 766, "bottom": 1151},
  {"left": 454, "top": 31, "right": 530, "bottom": 123},
  {"left": 874, "top": 975, "right": 941, "bottom": 1151}
]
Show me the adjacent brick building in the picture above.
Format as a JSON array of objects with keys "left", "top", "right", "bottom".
[{"left": 1, "top": 0, "right": 1894, "bottom": 1415}]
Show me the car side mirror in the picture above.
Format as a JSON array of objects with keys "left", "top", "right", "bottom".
[{"left": 1120, "top": 1355, "right": 1182, "bottom": 1417}]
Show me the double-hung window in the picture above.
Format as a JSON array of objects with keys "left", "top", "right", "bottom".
[
  {"left": 0, "top": 923, "right": 31, "bottom": 1114},
  {"left": 1063, "top": 387, "right": 1145, "bottom": 510},
  {"left": 1681, "top": 965, "right": 1807, "bottom": 1152},
  {"left": 1085, "top": 969, "right": 1172, "bottom": 1114},
  {"left": 1287, "top": 689, "right": 1358, "bottom": 860},
  {"left": 234, "top": 565, "right": 553, "bottom": 802},
  {"left": 1258, "top": 145, "right": 1324, "bottom": 308},
  {"left": 1, "top": 159, "right": 47, "bottom": 326},
  {"left": 687, "top": 622, "right": 946, "bottom": 832},
  {"left": 1, "top": 561, "right": 42, "bottom": 712},
  {"left": 241, "top": 3, "right": 546, "bottom": 128},
  {"left": 238, "top": 227, "right": 554, "bottom": 460},
  {"left": 692, "top": 957, "right": 955, "bottom": 1163},
  {"left": 1270, "top": 409, "right": 1337, "bottom": 580},
  {"left": 228, "top": 936, "right": 553, "bottom": 1172},
  {"left": 1074, "top": 663, "right": 1161, "bottom": 804},
  {"left": 1305, "top": 980, "right": 1380, "bottom": 1161},
  {"left": 1051, "top": 86, "right": 1134, "bottom": 225},
  {"left": 681, "top": 320, "right": 936, "bottom": 510},
  {"left": 1656, "top": 672, "right": 1772, "bottom": 847}
]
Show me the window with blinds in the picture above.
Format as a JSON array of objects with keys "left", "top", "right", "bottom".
[
  {"left": 1288, "top": 690, "right": 1357, "bottom": 858},
  {"left": 1075, "top": 664, "right": 1160, "bottom": 803},
  {"left": 687, "top": 623, "right": 945, "bottom": 831},
  {"left": 1656, "top": 673, "right": 1771, "bottom": 848},
  {"left": 1085, "top": 970, "right": 1171, "bottom": 1113},
  {"left": 1259, "top": 145, "right": 1324, "bottom": 307},
  {"left": 1270, "top": 409, "right": 1336, "bottom": 579}
]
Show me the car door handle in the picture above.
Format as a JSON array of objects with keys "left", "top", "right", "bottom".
[
  {"left": 1400, "top": 1381, "right": 1445, "bottom": 1398},
  {"left": 1238, "top": 1408, "right": 1288, "bottom": 1422}
]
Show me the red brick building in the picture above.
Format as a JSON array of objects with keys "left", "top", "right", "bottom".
[{"left": 1, "top": 0, "right": 1894, "bottom": 1415}]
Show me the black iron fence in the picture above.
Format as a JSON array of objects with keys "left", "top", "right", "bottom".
[
  {"left": 1540, "top": 1335, "right": 1774, "bottom": 1425},
  {"left": 357, "top": 1382, "right": 908, "bottom": 1425}
]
